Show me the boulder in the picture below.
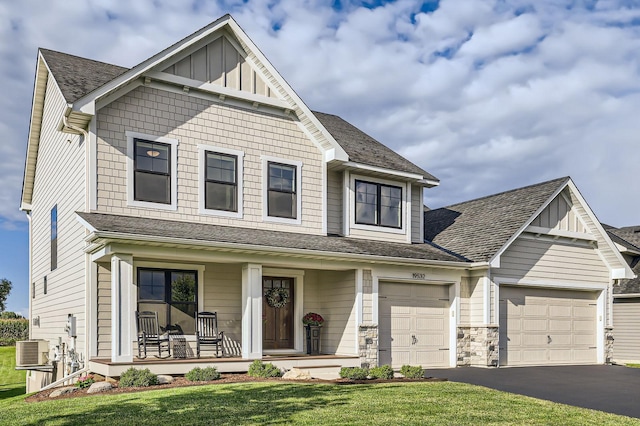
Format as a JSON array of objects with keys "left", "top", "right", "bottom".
[
  {"left": 49, "top": 386, "right": 77, "bottom": 398},
  {"left": 87, "top": 381, "right": 113, "bottom": 394},
  {"left": 157, "top": 375, "right": 174, "bottom": 384},
  {"left": 282, "top": 368, "right": 312, "bottom": 380}
]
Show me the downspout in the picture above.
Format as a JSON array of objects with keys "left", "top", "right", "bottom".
[{"left": 62, "top": 114, "right": 89, "bottom": 141}]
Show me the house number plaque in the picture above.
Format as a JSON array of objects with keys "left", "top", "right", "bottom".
[{"left": 412, "top": 273, "right": 426, "bottom": 280}]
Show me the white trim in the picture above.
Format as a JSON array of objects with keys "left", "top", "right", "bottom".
[
  {"left": 321, "top": 163, "right": 327, "bottom": 235},
  {"left": 524, "top": 225, "right": 597, "bottom": 242},
  {"left": 419, "top": 187, "right": 424, "bottom": 244},
  {"left": 343, "top": 161, "right": 425, "bottom": 181},
  {"left": 372, "top": 271, "right": 379, "bottom": 326},
  {"left": 88, "top": 117, "right": 97, "bottom": 211},
  {"left": 483, "top": 276, "right": 491, "bottom": 325},
  {"left": 263, "top": 268, "right": 304, "bottom": 353},
  {"left": 87, "top": 255, "right": 97, "bottom": 358},
  {"left": 613, "top": 293, "right": 640, "bottom": 298},
  {"left": 494, "top": 277, "right": 608, "bottom": 291},
  {"left": 355, "top": 269, "right": 363, "bottom": 354},
  {"left": 125, "top": 131, "right": 179, "bottom": 211},
  {"left": 242, "top": 263, "right": 263, "bottom": 359},
  {"left": 450, "top": 281, "right": 459, "bottom": 367},
  {"left": 597, "top": 289, "right": 605, "bottom": 363},
  {"left": 111, "top": 253, "right": 135, "bottom": 362},
  {"left": 197, "top": 144, "right": 244, "bottom": 219},
  {"left": 342, "top": 170, "right": 350, "bottom": 236},
  {"left": 261, "top": 156, "right": 303, "bottom": 225},
  {"left": 349, "top": 173, "right": 407, "bottom": 236},
  {"left": 405, "top": 184, "right": 412, "bottom": 243}
]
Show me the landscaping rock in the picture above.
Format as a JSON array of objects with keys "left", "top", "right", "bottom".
[
  {"left": 282, "top": 368, "right": 312, "bottom": 380},
  {"left": 49, "top": 386, "right": 77, "bottom": 398},
  {"left": 87, "top": 381, "right": 113, "bottom": 394},
  {"left": 157, "top": 375, "right": 174, "bottom": 384}
]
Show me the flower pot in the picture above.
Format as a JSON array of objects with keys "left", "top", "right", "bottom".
[{"left": 305, "top": 325, "right": 322, "bottom": 355}]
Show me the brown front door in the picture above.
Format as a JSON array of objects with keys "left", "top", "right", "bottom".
[{"left": 263, "top": 277, "right": 294, "bottom": 350}]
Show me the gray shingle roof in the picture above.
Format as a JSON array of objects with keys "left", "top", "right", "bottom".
[
  {"left": 39, "top": 50, "right": 436, "bottom": 180},
  {"left": 423, "top": 177, "right": 569, "bottom": 262},
  {"left": 40, "top": 49, "right": 128, "bottom": 103},
  {"left": 313, "top": 111, "right": 438, "bottom": 181},
  {"left": 605, "top": 225, "right": 640, "bottom": 294},
  {"left": 77, "top": 212, "right": 465, "bottom": 263}
]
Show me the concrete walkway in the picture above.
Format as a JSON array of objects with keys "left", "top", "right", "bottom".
[{"left": 428, "top": 365, "right": 640, "bottom": 419}]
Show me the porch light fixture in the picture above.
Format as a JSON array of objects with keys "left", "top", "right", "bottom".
[{"left": 146, "top": 150, "right": 161, "bottom": 158}]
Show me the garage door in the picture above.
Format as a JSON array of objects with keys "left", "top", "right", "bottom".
[
  {"left": 499, "top": 286, "right": 597, "bottom": 366},
  {"left": 379, "top": 282, "right": 450, "bottom": 369},
  {"left": 612, "top": 298, "right": 640, "bottom": 362}
]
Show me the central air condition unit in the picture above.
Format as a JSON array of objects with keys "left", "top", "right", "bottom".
[{"left": 16, "top": 340, "right": 49, "bottom": 367}]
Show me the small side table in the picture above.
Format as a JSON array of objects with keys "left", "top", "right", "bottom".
[{"left": 305, "top": 325, "right": 322, "bottom": 355}]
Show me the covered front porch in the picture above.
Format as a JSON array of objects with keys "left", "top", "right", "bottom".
[{"left": 90, "top": 244, "right": 366, "bottom": 376}]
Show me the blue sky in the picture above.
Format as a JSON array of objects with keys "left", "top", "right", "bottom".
[{"left": 2, "top": 0, "right": 640, "bottom": 316}]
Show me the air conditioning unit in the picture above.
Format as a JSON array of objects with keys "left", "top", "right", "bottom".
[{"left": 16, "top": 340, "right": 49, "bottom": 367}]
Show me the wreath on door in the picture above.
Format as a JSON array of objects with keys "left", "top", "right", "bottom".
[{"left": 265, "top": 287, "right": 289, "bottom": 308}]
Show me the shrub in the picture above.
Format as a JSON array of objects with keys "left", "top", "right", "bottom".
[
  {"left": 339, "top": 367, "right": 369, "bottom": 380},
  {"left": 0, "top": 319, "right": 29, "bottom": 346},
  {"left": 247, "top": 360, "right": 282, "bottom": 378},
  {"left": 400, "top": 365, "right": 424, "bottom": 379},
  {"left": 76, "top": 375, "right": 96, "bottom": 389},
  {"left": 185, "top": 366, "right": 221, "bottom": 382},
  {"left": 369, "top": 365, "right": 394, "bottom": 379},
  {"left": 118, "top": 368, "right": 159, "bottom": 387}
]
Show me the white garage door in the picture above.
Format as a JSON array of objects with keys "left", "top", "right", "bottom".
[
  {"left": 379, "top": 282, "right": 450, "bottom": 369},
  {"left": 499, "top": 286, "right": 598, "bottom": 366},
  {"left": 612, "top": 298, "right": 640, "bottom": 362}
]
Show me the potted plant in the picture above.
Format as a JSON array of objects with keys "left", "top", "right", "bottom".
[{"left": 302, "top": 312, "right": 324, "bottom": 355}]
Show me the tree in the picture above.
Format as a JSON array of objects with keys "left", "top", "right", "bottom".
[
  {"left": 0, "top": 278, "right": 12, "bottom": 312},
  {"left": 0, "top": 311, "right": 23, "bottom": 319}
]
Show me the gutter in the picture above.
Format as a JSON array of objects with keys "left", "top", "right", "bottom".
[
  {"left": 61, "top": 106, "right": 89, "bottom": 140},
  {"left": 84, "top": 230, "right": 490, "bottom": 271}
]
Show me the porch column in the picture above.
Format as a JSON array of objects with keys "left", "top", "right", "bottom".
[
  {"left": 242, "top": 263, "right": 263, "bottom": 359},
  {"left": 111, "top": 253, "right": 136, "bottom": 362}
]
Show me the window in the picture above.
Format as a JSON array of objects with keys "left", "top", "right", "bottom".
[
  {"left": 134, "top": 139, "right": 171, "bottom": 204},
  {"left": 205, "top": 152, "right": 237, "bottom": 211},
  {"left": 137, "top": 268, "right": 198, "bottom": 334},
  {"left": 268, "top": 162, "right": 297, "bottom": 219},
  {"left": 355, "top": 180, "right": 402, "bottom": 228},
  {"left": 51, "top": 205, "right": 57, "bottom": 270},
  {"left": 126, "top": 131, "right": 178, "bottom": 210}
]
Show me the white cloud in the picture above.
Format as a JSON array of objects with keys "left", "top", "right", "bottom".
[{"left": 1, "top": 0, "right": 639, "bottom": 228}]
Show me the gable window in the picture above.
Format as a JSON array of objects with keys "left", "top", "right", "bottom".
[
  {"left": 205, "top": 152, "right": 237, "bottom": 211},
  {"left": 126, "top": 131, "right": 178, "bottom": 211},
  {"left": 51, "top": 205, "right": 57, "bottom": 270},
  {"left": 268, "top": 162, "right": 297, "bottom": 219},
  {"left": 134, "top": 139, "right": 171, "bottom": 204},
  {"left": 355, "top": 180, "right": 402, "bottom": 228},
  {"left": 137, "top": 268, "right": 198, "bottom": 334}
]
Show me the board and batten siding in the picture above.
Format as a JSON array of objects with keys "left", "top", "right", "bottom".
[
  {"left": 95, "top": 85, "right": 324, "bottom": 234},
  {"left": 497, "top": 237, "right": 610, "bottom": 285},
  {"left": 30, "top": 73, "right": 88, "bottom": 355},
  {"left": 459, "top": 276, "right": 485, "bottom": 325},
  {"left": 96, "top": 263, "right": 111, "bottom": 358},
  {"left": 362, "top": 269, "right": 373, "bottom": 323},
  {"left": 326, "top": 169, "right": 343, "bottom": 235}
]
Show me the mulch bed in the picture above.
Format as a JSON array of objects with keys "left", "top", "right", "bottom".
[{"left": 25, "top": 374, "right": 447, "bottom": 403}]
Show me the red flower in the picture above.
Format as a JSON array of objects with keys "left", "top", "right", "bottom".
[{"left": 302, "top": 312, "right": 324, "bottom": 326}]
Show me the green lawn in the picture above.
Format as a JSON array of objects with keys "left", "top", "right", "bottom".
[
  {"left": 0, "top": 346, "right": 25, "bottom": 400},
  {"left": 0, "top": 379, "right": 638, "bottom": 425}
]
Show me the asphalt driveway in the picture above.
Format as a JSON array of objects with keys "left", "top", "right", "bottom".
[{"left": 428, "top": 365, "right": 640, "bottom": 418}]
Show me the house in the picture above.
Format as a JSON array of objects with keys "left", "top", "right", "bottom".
[
  {"left": 423, "top": 177, "right": 633, "bottom": 367},
  {"left": 604, "top": 225, "right": 640, "bottom": 363},
  {"left": 20, "top": 15, "right": 634, "bottom": 392}
]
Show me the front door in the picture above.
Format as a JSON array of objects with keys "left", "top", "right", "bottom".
[{"left": 263, "top": 277, "right": 294, "bottom": 350}]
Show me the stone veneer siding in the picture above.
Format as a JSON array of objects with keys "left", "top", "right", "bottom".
[
  {"left": 359, "top": 324, "right": 378, "bottom": 368},
  {"left": 606, "top": 326, "right": 614, "bottom": 364},
  {"left": 457, "top": 326, "right": 499, "bottom": 367}
]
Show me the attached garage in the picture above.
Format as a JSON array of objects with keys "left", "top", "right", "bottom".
[
  {"left": 378, "top": 282, "right": 451, "bottom": 369},
  {"left": 499, "top": 286, "right": 598, "bottom": 366},
  {"left": 612, "top": 297, "right": 640, "bottom": 362}
]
